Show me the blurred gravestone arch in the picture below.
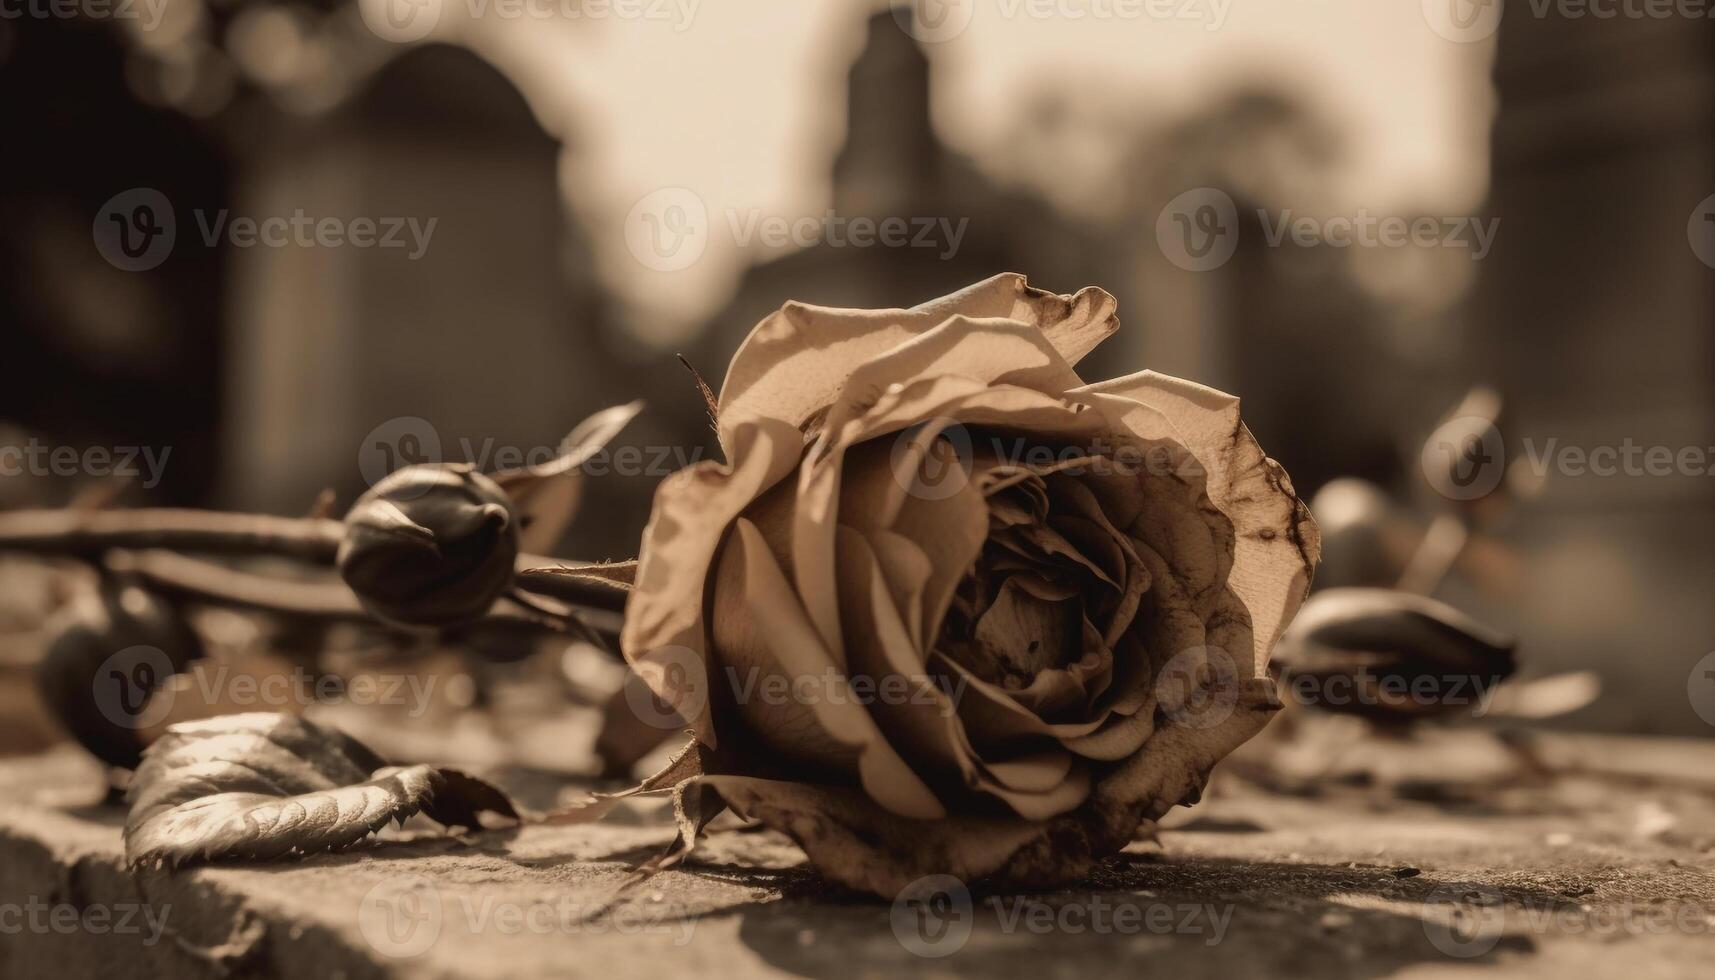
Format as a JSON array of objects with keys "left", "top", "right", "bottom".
[{"left": 221, "top": 43, "right": 631, "bottom": 553}]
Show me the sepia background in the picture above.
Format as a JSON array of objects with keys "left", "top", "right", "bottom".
[{"left": 1, "top": 0, "right": 1712, "bottom": 746}]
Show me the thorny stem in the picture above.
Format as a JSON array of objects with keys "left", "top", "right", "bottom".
[
  {"left": 0, "top": 507, "right": 630, "bottom": 636},
  {"left": 0, "top": 508, "right": 343, "bottom": 562},
  {"left": 105, "top": 549, "right": 620, "bottom": 643},
  {"left": 513, "top": 564, "right": 631, "bottom": 614}
]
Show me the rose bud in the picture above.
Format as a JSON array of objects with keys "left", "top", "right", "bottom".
[
  {"left": 34, "top": 580, "right": 204, "bottom": 769},
  {"left": 613, "top": 274, "right": 1320, "bottom": 897},
  {"left": 338, "top": 465, "right": 519, "bottom": 628},
  {"left": 1272, "top": 587, "right": 1517, "bottom": 725}
]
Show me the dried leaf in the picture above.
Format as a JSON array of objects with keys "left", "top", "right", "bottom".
[
  {"left": 493, "top": 402, "right": 644, "bottom": 553},
  {"left": 1273, "top": 587, "right": 1518, "bottom": 722},
  {"left": 124, "top": 713, "right": 517, "bottom": 867}
]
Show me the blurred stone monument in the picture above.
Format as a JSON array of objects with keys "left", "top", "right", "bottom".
[
  {"left": 219, "top": 44, "right": 647, "bottom": 555},
  {"left": 695, "top": 11, "right": 1102, "bottom": 364},
  {"left": 1469, "top": 10, "right": 1715, "bottom": 733}
]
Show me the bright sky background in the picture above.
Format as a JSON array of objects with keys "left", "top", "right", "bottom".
[{"left": 442, "top": 0, "right": 1495, "bottom": 343}]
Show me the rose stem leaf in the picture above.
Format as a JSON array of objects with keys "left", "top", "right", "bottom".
[{"left": 492, "top": 401, "right": 646, "bottom": 553}]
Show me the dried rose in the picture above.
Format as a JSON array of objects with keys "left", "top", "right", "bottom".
[
  {"left": 337, "top": 465, "right": 519, "bottom": 628},
  {"left": 619, "top": 274, "right": 1319, "bottom": 897}
]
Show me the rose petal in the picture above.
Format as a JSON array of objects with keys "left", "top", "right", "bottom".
[
  {"left": 1094, "top": 679, "right": 1280, "bottom": 820},
  {"left": 717, "top": 275, "right": 1116, "bottom": 448},
  {"left": 786, "top": 313, "right": 1091, "bottom": 654},
  {"left": 834, "top": 527, "right": 1090, "bottom": 821},
  {"left": 1075, "top": 371, "right": 1320, "bottom": 672},
  {"left": 912, "top": 273, "right": 1119, "bottom": 367},
  {"left": 713, "top": 518, "right": 946, "bottom": 820},
  {"left": 815, "top": 315, "right": 1086, "bottom": 440},
  {"left": 679, "top": 775, "right": 1052, "bottom": 897},
  {"left": 622, "top": 416, "right": 803, "bottom": 745}
]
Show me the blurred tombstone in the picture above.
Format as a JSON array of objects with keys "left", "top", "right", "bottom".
[
  {"left": 693, "top": 11, "right": 1104, "bottom": 365},
  {"left": 221, "top": 44, "right": 624, "bottom": 552},
  {"left": 1467, "top": 9, "right": 1715, "bottom": 733},
  {"left": 1113, "top": 91, "right": 1428, "bottom": 495}
]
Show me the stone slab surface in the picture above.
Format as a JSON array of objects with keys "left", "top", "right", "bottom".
[{"left": 2, "top": 735, "right": 1714, "bottom": 980}]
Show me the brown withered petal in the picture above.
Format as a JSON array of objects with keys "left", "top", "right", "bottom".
[
  {"left": 611, "top": 273, "right": 1318, "bottom": 896},
  {"left": 1273, "top": 587, "right": 1517, "bottom": 723},
  {"left": 124, "top": 713, "right": 517, "bottom": 867}
]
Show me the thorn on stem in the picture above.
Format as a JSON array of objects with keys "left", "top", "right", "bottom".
[{"left": 677, "top": 354, "right": 719, "bottom": 434}]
